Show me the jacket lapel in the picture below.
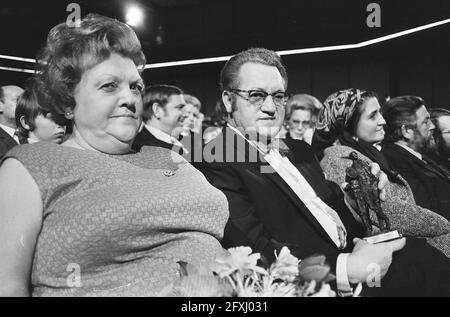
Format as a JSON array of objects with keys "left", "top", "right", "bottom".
[
  {"left": 393, "top": 144, "right": 450, "bottom": 182},
  {"left": 226, "top": 129, "right": 338, "bottom": 247},
  {"left": 0, "top": 127, "right": 18, "bottom": 148}
]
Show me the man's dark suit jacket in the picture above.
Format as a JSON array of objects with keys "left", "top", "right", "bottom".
[
  {"left": 382, "top": 143, "right": 450, "bottom": 221},
  {"left": 197, "top": 128, "right": 450, "bottom": 296},
  {"left": 132, "top": 126, "right": 176, "bottom": 152},
  {"left": 132, "top": 126, "right": 203, "bottom": 163},
  {"left": 0, "top": 126, "right": 18, "bottom": 158}
]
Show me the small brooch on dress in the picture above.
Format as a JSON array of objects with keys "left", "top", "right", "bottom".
[{"left": 163, "top": 170, "right": 176, "bottom": 177}]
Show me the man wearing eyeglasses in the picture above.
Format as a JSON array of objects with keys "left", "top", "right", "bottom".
[
  {"left": 197, "top": 48, "right": 450, "bottom": 296},
  {"left": 382, "top": 98, "right": 450, "bottom": 221}
]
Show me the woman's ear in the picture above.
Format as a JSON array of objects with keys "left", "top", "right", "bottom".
[
  {"left": 222, "top": 91, "right": 233, "bottom": 114},
  {"left": 19, "top": 116, "right": 31, "bottom": 131}
]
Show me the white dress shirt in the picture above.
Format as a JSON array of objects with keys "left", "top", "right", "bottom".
[
  {"left": 227, "top": 124, "right": 356, "bottom": 295},
  {"left": 145, "top": 124, "right": 189, "bottom": 154},
  {"left": 395, "top": 141, "right": 422, "bottom": 160}
]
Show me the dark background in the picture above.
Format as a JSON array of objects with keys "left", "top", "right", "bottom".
[{"left": 1, "top": 0, "right": 449, "bottom": 115}]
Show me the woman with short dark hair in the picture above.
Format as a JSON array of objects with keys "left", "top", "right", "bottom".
[{"left": 15, "top": 79, "right": 66, "bottom": 144}]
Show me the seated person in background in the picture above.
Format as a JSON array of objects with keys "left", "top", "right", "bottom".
[
  {"left": 202, "top": 99, "right": 228, "bottom": 145},
  {"left": 132, "top": 85, "right": 187, "bottom": 154},
  {"left": 284, "top": 94, "right": 322, "bottom": 145},
  {"left": 381, "top": 96, "right": 450, "bottom": 221},
  {"left": 313, "top": 88, "right": 450, "bottom": 257},
  {"left": 181, "top": 94, "right": 203, "bottom": 135},
  {"left": 429, "top": 108, "right": 450, "bottom": 171},
  {"left": 15, "top": 79, "right": 66, "bottom": 144},
  {"left": 197, "top": 47, "right": 450, "bottom": 296},
  {"left": 0, "top": 13, "right": 228, "bottom": 297},
  {"left": 0, "top": 85, "right": 24, "bottom": 157},
  {"left": 178, "top": 94, "right": 205, "bottom": 162}
]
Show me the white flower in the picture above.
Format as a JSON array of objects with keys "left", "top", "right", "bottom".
[
  {"left": 270, "top": 247, "right": 300, "bottom": 282},
  {"left": 214, "top": 246, "right": 267, "bottom": 278}
]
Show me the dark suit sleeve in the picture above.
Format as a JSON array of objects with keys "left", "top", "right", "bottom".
[
  {"left": 390, "top": 162, "right": 441, "bottom": 213},
  {"left": 200, "top": 162, "right": 282, "bottom": 262},
  {"left": 200, "top": 162, "right": 341, "bottom": 270}
]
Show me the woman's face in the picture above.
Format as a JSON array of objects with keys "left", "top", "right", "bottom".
[
  {"left": 355, "top": 97, "right": 386, "bottom": 144},
  {"left": 30, "top": 113, "right": 66, "bottom": 144},
  {"left": 182, "top": 103, "right": 199, "bottom": 130},
  {"left": 288, "top": 109, "right": 312, "bottom": 140},
  {"left": 72, "top": 54, "right": 144, "bottom": 153}
]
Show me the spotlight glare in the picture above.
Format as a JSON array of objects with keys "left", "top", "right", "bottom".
[{"left": 126, "top": 5, "right": 143, "bottom": 27}]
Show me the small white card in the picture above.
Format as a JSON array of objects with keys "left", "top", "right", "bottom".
[{"left": 363, "top": 230, "right": 402, "bottom": 244}]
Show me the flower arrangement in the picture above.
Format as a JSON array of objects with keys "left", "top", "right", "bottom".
[{"left": 159, "top": 246, "right": 337, "bottom": 297}]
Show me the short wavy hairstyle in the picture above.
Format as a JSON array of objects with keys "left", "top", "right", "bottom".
[
  {"left": 285, "top": 94, "right": 323, "bottom": 123},
  {"left": 220, "top": 48, "right": 288, "bottom": 91},
  {"left": 35, "top": 13, "right": 146, "bottom": 118},
  {"left": 184, "top": 94, "right": 202, "bottom": 111}
]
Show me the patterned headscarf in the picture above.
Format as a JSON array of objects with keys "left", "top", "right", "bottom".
[{"left": 316, "top": 88, "right": 367, "bottom": 135}]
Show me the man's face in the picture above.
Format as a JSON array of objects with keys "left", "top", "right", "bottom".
[
  {"left": 225, "top": 63, "right": 286, "bottom": 141},
  {"left": 437, "top": 115, "right": 450, "bottom": 154},
  {"left": 409, "top": 105, "right": 435, "bottom": 153},
  {"left": 160, "top": 94, "right": 186, "bottom": 134},
  {"left": 0, "top": 86, "right": 24, "bottom": 124}
]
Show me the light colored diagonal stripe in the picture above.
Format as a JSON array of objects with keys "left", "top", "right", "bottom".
[{"left": 1, "top": 18, "right": 449, "bottom": 73}]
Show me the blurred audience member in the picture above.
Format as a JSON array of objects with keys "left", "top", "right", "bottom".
[
  {"left": 15, "top": 79, "right": 66, "bottom": 144},
  {"left": 0, "top": 85, "right": 24, "bottom": 157},
  {"left": 284, "top": 94, "right": 322, "bottom": 145},
  {"left": 132, "top": 85, "right": 187, "bottom": 154},
  {"left": 382, "top": 96, "right": 450, "bottom": 220},
  {"left": 202, "top": 99, "right": 227, "bottom": 144},
  {"left": 429, "top": 108, "right": 450, "bottom": 171},
  {"left": 182, "top": 94, "right": 203, "bottom": 134}
]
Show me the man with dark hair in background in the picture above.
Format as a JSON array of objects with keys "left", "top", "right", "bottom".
[
  {"left": 382, "top": 96, "right": 450, "bottom": 221},
  {"left": 132, "top": 84, "right": 187, "bottom": 154}
]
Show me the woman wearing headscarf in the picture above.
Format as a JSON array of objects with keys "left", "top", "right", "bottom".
[{"left": 313, "top": 88, "right": 450, "bottom": 257}]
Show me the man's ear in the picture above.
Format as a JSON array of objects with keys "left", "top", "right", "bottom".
[
  {"left": 0, "top": 100, "right": 4, "bottom": 112},
  {"left": 19, "top": 116, "right": 31, "bottom": 131},
  {"left": 222, "top": 91, "right": 233, "bottom": 114},
  {"left": 400, "top": 124, "right": 414, "bottom": 141},
  {"left": 152, "top": 102, "right": 163, "bottom": 119}
]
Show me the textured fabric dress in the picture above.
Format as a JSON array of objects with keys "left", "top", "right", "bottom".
[{"left": 3, "top": 142, "right": 229, "bottom": 296}]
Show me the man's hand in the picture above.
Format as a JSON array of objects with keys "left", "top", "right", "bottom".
[
  {"left": 346, "top": 237, "right": 406, "bottom": 284},
  {"left": 370, "top": 162, "right": 388, "bottom": 201}
]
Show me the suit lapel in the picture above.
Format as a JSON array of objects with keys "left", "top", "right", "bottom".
[
  {"left": 392, "top": 144, "right": 450, "bottom": 182},
  {"left": 226, "top": 128, "right": 338, "bottom": 247},
  {"left": 0, "top": 127, "right": 18, "bottom": 148}
]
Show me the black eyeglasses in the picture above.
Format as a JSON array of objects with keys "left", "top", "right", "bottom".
[{"left": 229, "top": 89, "right": 289, "bottom": 107}]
